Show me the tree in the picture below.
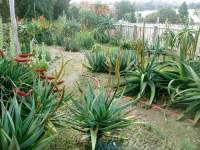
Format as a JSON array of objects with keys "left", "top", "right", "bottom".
[
  {"left": 80, "top": 11, "right": 98, "bottom": 29},
  {"left": 194, "top": 9, "right": 200, "bottom": 19},
  {"left": 114, "top": 0, "right": 136, "bottom": 21},
  {"left": 15, "top": 0, "right": 54, "bottom": 19},
  {"left": 53, "top": 0, "right": 71, "bottom": 19},
  {"left": 0, "top": 0, "right": 10, "bottom": 22},
  {"left": 124, "top": 13, "right": 136, "bottom": 23},
  {"left": 178, "top": 2, "right": 189, "bottom": 24},
  {"left": 14, "top": 0, "right": 70, "bottom": 20},
  {"left": 145, "top": 8, "right": 178, "bottom": 24},
  {"left": 9, "top": 0, "right": 21, "bottom": 53},
  {"left": 67, "top": 6, "right": 80, "bottom": 20}
]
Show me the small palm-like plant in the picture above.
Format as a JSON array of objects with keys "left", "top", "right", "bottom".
[{"left": 67, "top": 83, "right": 136, "bottom": 150}]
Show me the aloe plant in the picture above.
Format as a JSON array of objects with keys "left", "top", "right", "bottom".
[
  {"left": 120, "top": 39, "right": 179, "bottom": 105},
  {"left": 85, "top": 50, "right": 136, "bottom": 74},
  {"left": 84, "top": 51, "right": 107, "bottom": 73},
  {"left": 121, "top": 57, "right": 179, "bottom": 105},
  {"left": 0, "top": 95, "right": 54, "bottom": 150},
  {"left": 173, "top": 28, "right": 199, "bottom": 78},
  {"left": 174, "top": 28, "right": 198, "bottom": 61},
  {"left": 106, "top": 49, "right": 136, "bottom": 74},
  {"left": 0, "top": 78, "right": 72, "bottom": 149},
  {"left": 168, "top": 64, "right": 200, "bottom": 124},
  {"left": 0, "top": 57, "right": 36, "bottom": 98},
  {"left": 67, "top": 83, "right": 136, "bottom": 150}
]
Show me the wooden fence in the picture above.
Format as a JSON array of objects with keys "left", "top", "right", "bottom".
[{"left": 114, "top": 23, "right": 200, "bottom": 43}]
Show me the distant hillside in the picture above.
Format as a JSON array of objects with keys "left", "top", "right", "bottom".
[{"left": 135, "top": 0, "right": 200, "bottom": 11}]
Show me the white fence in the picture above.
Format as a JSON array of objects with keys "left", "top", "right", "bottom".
[{"left": 114, "top": 23, "right": 200, "bottom": 43}]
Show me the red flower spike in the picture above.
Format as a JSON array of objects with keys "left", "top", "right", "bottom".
[
  {"left": 17, "top": 53, "right": 33, "bottom": 58},
  {"left": 0, "top": 50, "right": 4, "bottom": 57},
  {"left": 13, "top": 88, "right": 32, "bottom": 97},
  {"left": 34, "top": 68, "right": 47, "bottom": 74},
  {"left": 15, "top": 58, "right": 32, "bottom": 62},
  {"left": 14, "top": 56, "right": 32, "bottom": 62}
]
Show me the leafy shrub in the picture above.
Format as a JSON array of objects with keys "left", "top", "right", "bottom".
[
  {"left": 64, "top": 20, "right": 80, "bottom": 37},
  {"left": 18, "top": 18, "right": 54, "bottom": 52},
  {"left": 53, "top": 17, "right": 80, "bottom": 47},
  {"left": 76, "top": 31, "right": 95, "bottom": 49},
  {"left": 67, "top": 83, "right": 135, "bottom": 150},
  {"left": 110, "top": 36, "right": 121, "bottom": 46},
  {"left": 119, "top": 39, "right": 133, "bottom": 50},
  {"left": 93, "top": 28, "right": 110, "bottom": 43},
  {"left": 80, "top": 11, "right": 98, "bottom": 29},
  {"left": 65, "top": 38, "right": 80, "bottom": 52},
  {"left": 32, "top": 59, "right": 48, "bottom": 70},
  {"left": 30, "top": 43, "right": 51, "bottom": 62}
]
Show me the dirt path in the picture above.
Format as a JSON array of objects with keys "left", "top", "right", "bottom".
[
  {"left": 48, "top": 46, "right": 85, "bottom": 87},
  {"left": 49, "top": 47, "right": 200, "bottom": 150}
]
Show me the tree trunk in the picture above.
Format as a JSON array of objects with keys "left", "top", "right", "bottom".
[{"left": 8, "top": 0, "right": 20, "bottom": 53}]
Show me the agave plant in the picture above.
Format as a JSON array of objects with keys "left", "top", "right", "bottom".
[
  {"left": 84, "top": 51, "right": 107, "bottom": 73},
  {"left": 168, "top": 64, "right": 200, "bottom": 124},
  {"left": 106, "top": 49, "right": 136, "bottom": 74},
  {"left": 67, "top": 83, "right": 136, "bottom": 150}
]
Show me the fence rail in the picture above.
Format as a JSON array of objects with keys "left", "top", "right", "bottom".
[{"left": 114, "top": 23, "right": 200, "bottom": 43}]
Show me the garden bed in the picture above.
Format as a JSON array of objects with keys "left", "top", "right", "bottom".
[{"left": 49, "top": 47, "right": 200, "bottom": 150}]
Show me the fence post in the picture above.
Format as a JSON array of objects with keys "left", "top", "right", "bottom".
[
  {"left": 119, "top": 23, "right": 123, "bottom": 38},
  {"left": 133, "top": 25, "right": 137, "bottom": 40},
  {"left": 196, "top": 29, "right": 200, "bottom": 57},
  {"left": 153, "top": 25, "right": 158, "bottom": 42}
]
